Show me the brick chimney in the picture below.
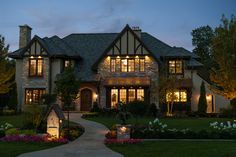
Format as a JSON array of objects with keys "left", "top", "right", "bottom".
[
  {"left": 132, "top": 26, "right": 141, "bottom": 38},
  {"left": 19, "top": 24, "right": 32, "bottom": 48}
]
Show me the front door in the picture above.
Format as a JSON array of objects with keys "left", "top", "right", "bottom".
[{"left": 81, "top": 89, "right": 92, "bottom": 111}]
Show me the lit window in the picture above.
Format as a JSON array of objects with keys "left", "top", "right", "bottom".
[
  {"left": 29, "top": 57, "right": 43, "bottom": 77},
  {"left": 180, "top": 90, "right": 187, "bottom": 102},
  {"left": 121, "top": 59, "right": 127, "bottom": 72},
  {"left": 166, "top": 90, "right": 187, "bottom": 102},
  {"left": 128, "top": 59, "right": 135, "bottom": 72},
  {"left": 111, "top": 89, "right": 118, "bottom": 108},
  {"left": 111, "top": 59, "right": 116, "bottom": 72},
  {"left": 110, "top": 57, "right": 145, "bottom": 72},
  {"left": 168, "top": 60, "right": 183, "bottom": 74},
  {"left": 119, "top": 89, "right": 127, "bottom": 104},
  {"left": 25, "top": 89, "right": 46, "bottom": 104},
  {"left": 139, "top": 59, "right": 145, "bottom": 72},
  {"left": 128, "top": 89, "right": 135, "bottom": 102},
  {"left": 64, "top": 60, "right": 71, "bottom": 68},
  {"left": 137, "top": 89, "right": 144, "bottom": 101}
]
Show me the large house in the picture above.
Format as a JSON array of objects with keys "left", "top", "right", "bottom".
[{"left": 9, "top": 24, "right": 230, "bottom": 113}]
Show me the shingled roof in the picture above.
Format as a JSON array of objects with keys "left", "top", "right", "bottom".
[{"left": 9, "top": 25, "right": 202, "bottom": 81}]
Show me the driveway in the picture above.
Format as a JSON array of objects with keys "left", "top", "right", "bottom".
[{"left": 18, "top": 113, "right": 123, "bottom": 157}]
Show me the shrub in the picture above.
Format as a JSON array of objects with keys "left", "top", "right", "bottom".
[
  {"left": 198, "top": 81, "right": 207, "bottom": 114},
  {"left": 0, "top": 129, "right": 5, "bottom": 138},
  {"left": 147, "top": 103, "right": 158, "bottom": 117},
  {"left": 61, "top": 125, "right": 84, "bottom": 141},
  {"left": 5, "top": 128, "right": 19, "bottom": 135},
  {"left": 22, "top": 105, "right": 45, "bottom": 129},
  {"left": 81, "top": 112, "right": 99, "bottom": 118},
  {"left": 126, "top": 101, "right": 148, "bottom": 117},
  {"left": 90, "top": 102, "right": 101, "bottom": 112},
  {"left": 105, "top": 130, "right": 117, "bottom": 139}
]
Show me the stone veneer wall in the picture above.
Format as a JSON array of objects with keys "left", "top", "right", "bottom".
[
  {"left": 97, "top": 56, "right": 159, "bottom": 108},
  {"left": 21, "top": 57, "right": 50, "bottom": 107}
]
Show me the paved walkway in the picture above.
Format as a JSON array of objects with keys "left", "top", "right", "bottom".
[{"left": 18, "top": 113, "right": 123, "bottom": 157}]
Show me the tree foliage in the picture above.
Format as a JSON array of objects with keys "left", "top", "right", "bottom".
[
  {"left": 210, "top": 15, "right": 236, "bottom": 100},
  {"left": 159, "top": 73, "right": 178, "bottom": 116},
  {"left": 55, "top": 66, "right": 80, "bottom": 109},
  {"left": 191, "top": 25, "right": 214, "bottom": 70},
  {"left": 198, "top": 81, "right": 207, "bottom": 114},
  {"left": 0, "top": 35, "right": 15, "bottom": 94}
]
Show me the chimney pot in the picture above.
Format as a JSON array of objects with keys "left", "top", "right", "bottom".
[
  {"left": 19, "top": 24, "right": 32, "bottom": 49},
  {"left": 132, "top": 26, "right": 141, "bottom": 38}
]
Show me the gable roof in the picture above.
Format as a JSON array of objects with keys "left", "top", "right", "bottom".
[
  {"left": 91, "top": 25, "right": 161, "bottom": 70},
  {"left": 45, "top": 104, "right": 65, "bottom": 120},
  {"left": 9, "top": 25, "right": 201, "bottom": 81},
  {"left": 8, "top": 35, "right": 81, "bottom": 59}
]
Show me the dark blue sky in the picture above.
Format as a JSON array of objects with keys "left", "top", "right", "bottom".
[{"left": 1, "top": 0, "right": 236, "bottom": 51}]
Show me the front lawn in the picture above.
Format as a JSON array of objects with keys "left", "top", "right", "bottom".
[
  {"left": 85, "top": 116, "right": 233, "bottom": 130},
  {"left": 108, "top": 141, "right": 236, "bottom": 157},
  {"left": 0, "top": 114, "right": 68, "bottom": 157},
  {"left": 0, "top": 114, "right": 25, "bottom": 128},
  {"left": 0, "top": 142, "right": 61, "bottom": 157}
]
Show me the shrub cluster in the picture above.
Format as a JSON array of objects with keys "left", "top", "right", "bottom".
[
  {"left": 131, "top": 118, "right": 236, "bottom": 139},
  {"left": 61, "top": 124, "right": 84, "bottom": 141}
]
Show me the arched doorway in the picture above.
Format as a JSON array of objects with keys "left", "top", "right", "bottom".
[{"left": 80, "top": 88, "right": 92, "bottom": 111}]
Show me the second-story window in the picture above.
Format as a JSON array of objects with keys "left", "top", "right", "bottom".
[
  {"left": 128, "top": 59, "right": 135, "bottom": 72},
  {"left": 168, "top": 60, "right": 183, "bottom": 74},
  {"left": 110, "top": 57, "right": 145, "bottom": 72},
  {"left": 29, "top": 57, "right": 43, "bottom": 77}
]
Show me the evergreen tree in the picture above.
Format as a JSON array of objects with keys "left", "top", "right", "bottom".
[
  {"left": 0, "top": 35, "right": 15, "bottom": 94},
  {"left": 198, "top": 81, "right": 207, "bottom": 114}
]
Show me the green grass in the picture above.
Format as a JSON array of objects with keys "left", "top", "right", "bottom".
[
  {"left": 0, "top": 142, "right": 62, "bottom": 157},
  {"left": 108, "top": 141, "right": 236, "bottom": 157},
  {"left": 0, "top": 114, "right": 25, "bottom": 127},
  {"left": 85, "top": 116, "right": 233, "bottom": 130},
  {"left": 0, "top": 114, "right": 65, "bottom": 157}
]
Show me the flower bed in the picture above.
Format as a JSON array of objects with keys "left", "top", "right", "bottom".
[
  {"left": 105, "top": 138, "right": 143, "bottom": 145},
  {"left": 0, "top": 134, "right": 68, "bottom": 143},
  {"left": 131, "top": 118, "right": 236, "bottom": 139}
]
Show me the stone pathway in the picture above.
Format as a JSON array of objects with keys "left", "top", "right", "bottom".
[{"left": 18, "top": 113, "right": 123, "bottom": 157}]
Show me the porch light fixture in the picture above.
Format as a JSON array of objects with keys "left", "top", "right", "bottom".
[
  {"left": 135, "top": 55, "right": 139, "bottom": 58},
  {"left": 38, "top": 56, "right": 42, "bottom": 58},
  {"left": 117, "top": 56, "right": 120, "bottom": 58},
  {"left": 206, "top": 94, "right": 212, "bottom": 100},
  {"left": 126, "top": 56, "right": 129, "bottom": 58},
  {"left": 30, "top": 56, "right": 34, "bottom": 58}
]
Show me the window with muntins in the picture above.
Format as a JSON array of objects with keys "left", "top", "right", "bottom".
[
  {"left": 166, "top": 89, "right": 187, "bottom": 102},
  {"left": 168, "top": 60, "right": 183, "bottom": 74},
  {"left": 25, "top": 89, "right": 46, "bottom": 104},
  {"left": 110, "top": 57, "right": 145, "bottom": 72},
  {"left": 29, "top": 57, "right": 43, "bottom": 77}
]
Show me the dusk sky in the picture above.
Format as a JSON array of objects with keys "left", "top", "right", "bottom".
[{"left": 1, "top": 0, "right": 236, "bottom": 52}]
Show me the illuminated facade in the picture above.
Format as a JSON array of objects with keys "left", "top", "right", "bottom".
[{"left": 9, "top": 24, "right": 230, "bottom": 113}]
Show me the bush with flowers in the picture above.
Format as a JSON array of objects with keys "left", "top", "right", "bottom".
[
  {"left": 0, "top": 134, "right": 68, "bottom": 143},
  {"left": 131, "top": 118, "right": 236, "bottom": 139}
]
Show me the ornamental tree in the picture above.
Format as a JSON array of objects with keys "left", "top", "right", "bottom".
[{"left": 55, "top": 65, "right": 80, "bottom": 129}]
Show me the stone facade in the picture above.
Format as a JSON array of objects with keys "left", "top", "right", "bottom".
[
  {"left": 20, "top": 57, "right": 50, "bottom": 107},
  {"left": 97, "top": 56, "right": 159, "bottom": 108}
]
